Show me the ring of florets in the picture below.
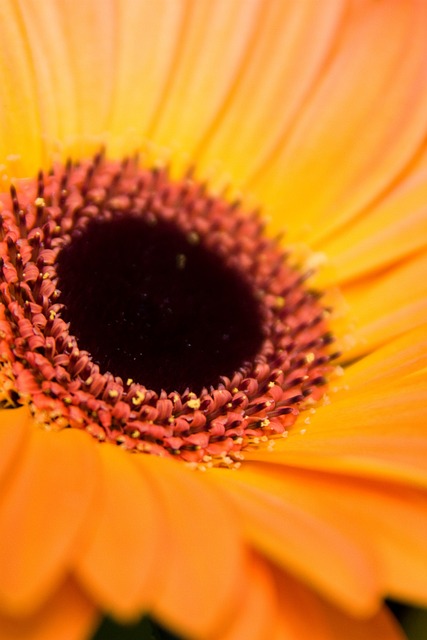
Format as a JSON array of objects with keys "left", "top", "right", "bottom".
[{"left": 0, "top": 154, "right": 337, "bottom": 468}]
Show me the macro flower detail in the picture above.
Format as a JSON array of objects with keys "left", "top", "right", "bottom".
[
  {"left": 0, "top": 155, "right": 336, "bottom": 468},
  {"left": 0, "top": 2, "right": 427, "bottom": 640}
]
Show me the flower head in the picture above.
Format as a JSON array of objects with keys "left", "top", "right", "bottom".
[{"left": 0, "top": 2, "right": 427, "bottom": 640}]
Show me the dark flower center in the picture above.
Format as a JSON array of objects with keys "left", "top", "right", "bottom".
[
  {"left": 56, "top": 215, "right": 264, "bottom": 393},
  {"left": 0, "top": 154, "right": 337, "bottom": 467}
]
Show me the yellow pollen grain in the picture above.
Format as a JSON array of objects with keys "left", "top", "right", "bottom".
[
  {"left": 126, "top": 378, "right": 133, "bottom": 386},
  {"left": 267, "top": 381, "right": 275, "bottom": 388},
  {"left": 85, "top": 376, "right": 93, "bottom": 386},
  {"left": 187, "top": 398, "right": 200, "bottom": 410},
  {"left": 34, "top": 197, "right": 45, "bottom": 207},
  {"left": 42, "top": 272, "right": 51, "bottom": 280},
  {"left": 274, "top": 296, "right": 285, "bottom": 309},
  {"left": 49, "top": 310, "right": 56, "bottom": 320},
  {"left": 305, "top": 352, "right": 315, "bottom": 364},
  {"left": 108, "top": 389, "right": 119, "bottom": 398},
  {"left": 260, "top": 418, "right": 270, "bottom": 428},
  {"left": 132, "top": 390, "right": 145, "bottom": 406},
  {"left": 176, "top": 253, "right": 187, "bottom": 269},
  {"left": 187, "top": 231, "right": 200, "bottom": 245}
]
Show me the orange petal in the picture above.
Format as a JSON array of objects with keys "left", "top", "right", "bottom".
[
  {"left": 241, "top": 465, "right": 427, "bottom": 609},
  {"left": 249, "top": 0, "right": 427, "bottom": 243},
  {"left": 273, "top": 569, "right": 332, "bottom": 640},
  {"left": 315, "top": 156, "right": 427, "bottom": 287},
  {"left": 0, "top": 427, "right": 99, "bottom": 615},
  {"left": 248, "top": 374, "right": 427, "bottom": 486},
  {"left": 275, "top": 569, "right": 405, "bottom": 640},
  {"left": 76, "top": 442, "right": 165, "bottom": 620},
  {"left": 342, "top": 326, "right": 427, "bottom": 390},
  {"left": 181, "top": 1, "right": 344, "bottom": 185},
  {"left": 214, "top": 552, "right": 278, "bottom": 640},
  {"left": 0, "top": 579, "right": 98, "bottom": 640},
  {"left": 0, "top": 0, "right": 117, "bottom": 175},
  {"left": 0, "top": 407, "right": 31, "bottom": 488},
  {"left": 134, "top": 454, "right": 244, "bottom": 640},
  {"left": 0, "top": 0, "right": 45, "bottom": 176},
  {"left": 323, "top": 606, "right": 405, "bottom": 640},
  {"left": 210, "top": 465, "right": 380, "bottom": 617},
  {"left": 334, "top": 251, "right": 427, "bottom": 359}
]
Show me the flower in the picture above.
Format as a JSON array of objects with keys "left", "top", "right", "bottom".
[{"left": 0, "top": 1, "right": 427, "bottom": 640}]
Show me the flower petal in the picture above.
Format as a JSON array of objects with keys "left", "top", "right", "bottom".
[
  {"left": 134, "top": 455, "right": 244, "bottom": 640},
  {"left": 0, "top": 407, "right": 31, "bottom": 488},
  {"left": 322, "top": 606, "right": 405, "bottom": 640},
  {"left": 75, "top": 442, "right": 165, "bottom": 620},
  {"left": 275, "top": 570, "right": 405, "bottom": 640},
  {"left": 0, "top": 580, "right": 98, "bottom": 640},
  {"left": 315, "top": 156, "right": 427, "bottom": 286},
  {"left": 210, "top": 465, "right": 380, "bottom": 617},
  {"left": 0, "top": 1, "right": 45, "bottom": 176},
  {"left": 278, "top": 470, "right": 427, "bottom": 609},
  {"left": 219, "top": 464, "right": 427, "bottom": 611},
  {"left": 249, "top": 0, "right": 427, "bottom": 243},
  {"left": 0, "top": 0, "right": 117, "bottom": 175},
  {"left": 342, "top": 326, "right": 427, "bottom": 389},
  {"left": 187, "top": 0, "right": 344, "bottom": 185},
  {"left": 216, "top": 552, "right": 278, "bottom": 640},
  {"left": 0, "top": 427, "right": 99, "bottom": 615},
  {"left": 334, "top": 251, "right": 427, "bottom": 359},
  {"left": 248, "top": 372, "right": 427, "bottom": 486}
]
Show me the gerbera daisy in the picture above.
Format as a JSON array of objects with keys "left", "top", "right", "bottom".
[{"left": 0, "top": 1, "right": 426, "bottom": 640}]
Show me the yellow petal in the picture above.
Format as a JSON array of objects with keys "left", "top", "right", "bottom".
[
  {"left": 0, "top": 427, "right": 98, "bottom": 615},
  {"left": 134, "top": 454, "right": 243, "bottom": 640},
  {"left": 0, "top": 1, "right": 45, "bottom": 177},
  {"left": 76, "top": 442, "right": 165, "bottom": 620},
  {"left": 0, "top": 0, "right": 117, "bottom": 176},
  {"left": 159, "top": 0, "right": 344, "bottom": 184},
  {"left": 0, "top": 580, "right": 97, "bottom": 640},
  {"left": 249, "top": 0, "right": 427, "bottom": 242}
]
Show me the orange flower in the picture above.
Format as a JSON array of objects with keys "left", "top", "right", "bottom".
[{"left": 1, "top": 2, "right": 427, "bottom": 640}]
